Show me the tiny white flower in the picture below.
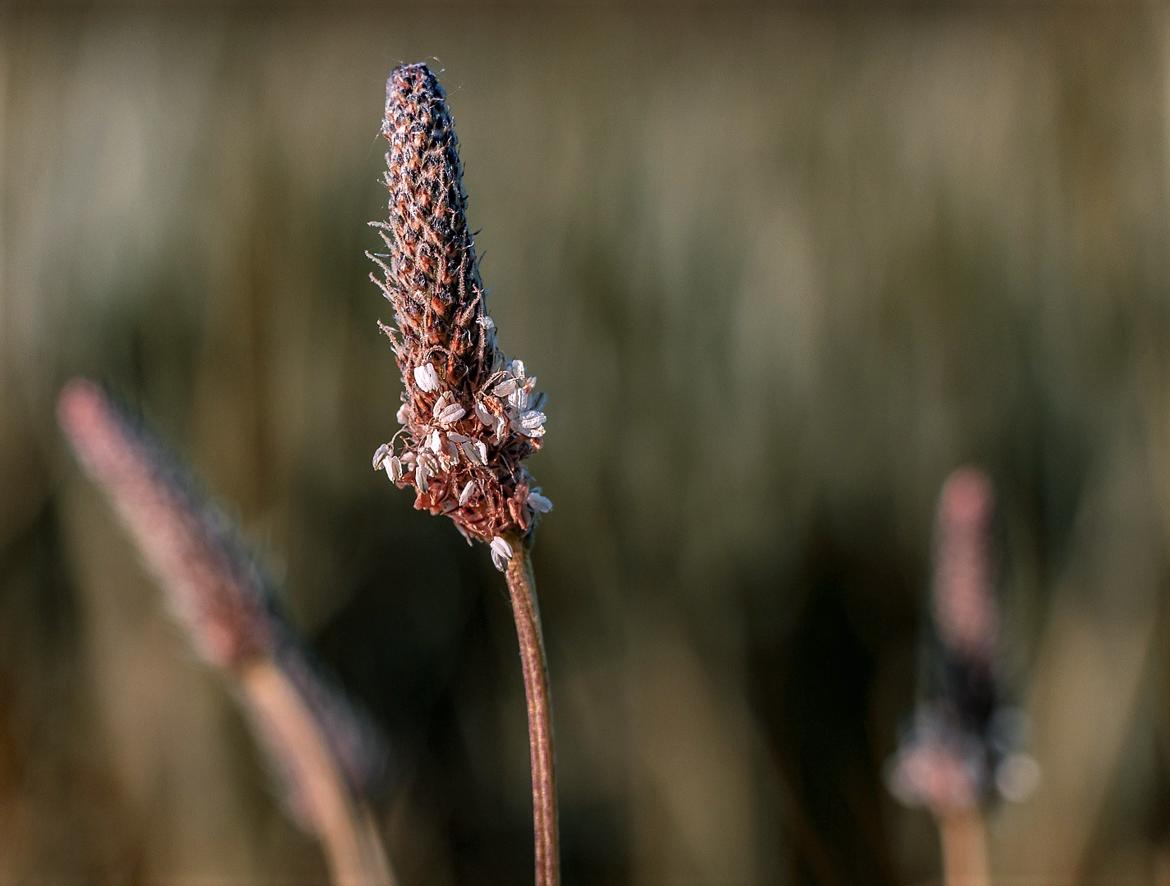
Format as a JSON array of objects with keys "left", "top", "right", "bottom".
[
  {"left": 396, "top": 403, "right": 411, "bottom": 425},
  {"left": 414, "top": 464, "right": 429, "bottom": 492},
  {"left": 494, "top": 416, "right": 507, "bottom": 443},
  {"left": 527, "top": 489, "right": 553, "bottom": 513},
  {"left": 458, "top": 480, "right": 476, "bottom": 506},
  {"left": 428, "top": 429, "right": 443, "bottom": 454},
  {"left": 413, "top": 363, "right": 440, "bottom": 393},
  {"left": 477, "top": 315, "right": 495, "bottom": 330},
  {"left": 372, "top": 443, "right": 391, "bottom": 471},
  {"left": 446, "top": 439, "right": 462, "bottom": 461},
  {"left": 400, "top": 450, "right": 416, "bottom": 465},
  {"left": 385, "top": 455, "right": 404, "bottom": 483},
  {"left": 462, "top": 439, "right": 488, "bottom": 465},
  {"left": 509, "top": 359, "right": 526, "bottom": 379},
  {"left": 446, "top": 431, "right": 469, "bottom": 444},
  {"left": 516, "top": 410, "right": 547, "bottom": 437},
  {"left": 508, "top": 387, "right": 529, "bottom": 412},
  {"left": 490, "top": 536, "right": 514, "bottom": 571},
  {"left": 418, "top": 451, "right": 439, "bottom": 474},
  {"left": 434, "top": 400, "right": 466, "bottom": 425},
  {"left": 492, "top": 378, "right": 518, "bottom": 398},
  {"left": 475, "top": 402, "right": 495, "bottom": 427}
]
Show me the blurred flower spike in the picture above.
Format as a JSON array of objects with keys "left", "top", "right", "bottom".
[
  {"left": 57, "top": 378, "right": 280, "bottom": 670},
  {"left": 56, "top": 379, "right": 391, "bottom": 834},
  {"left": 368, "top": 63, "right": 550, "bottom": 569},
  {"left": 887, "top": 467, "right": 1039, "bottom": 815}
]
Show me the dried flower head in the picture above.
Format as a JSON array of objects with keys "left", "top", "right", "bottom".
[{"left": 369, "top": 63, "right": 550, "bottom": 567}]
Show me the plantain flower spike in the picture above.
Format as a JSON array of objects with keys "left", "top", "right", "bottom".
[
  {"left": 368, "top": 63, "right": 550, "bottom": 568},
  {"left": 888, "top": 467, "right": 1039, "bottom": 814}
]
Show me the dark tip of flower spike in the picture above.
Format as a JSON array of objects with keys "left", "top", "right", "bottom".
[{"left": 370, "top": 64, "right": 551, "bottom": 564}]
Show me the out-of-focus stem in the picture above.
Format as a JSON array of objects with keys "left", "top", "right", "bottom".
[
  {"left": 503, "top": 539, "right": 560, "bottom": 886},
  {"left": 240, "top": 660, "right": 394, "bottom": 886},
  {"left": 938, "top": 809, "right": 989, "bottom": 886}
]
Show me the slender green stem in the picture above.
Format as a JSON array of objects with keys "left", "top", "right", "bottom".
[{"left": 503, "top": 538, "right": 560, "bottom": 886}]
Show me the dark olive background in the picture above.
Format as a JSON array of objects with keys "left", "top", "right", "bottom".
[{"left": 2, "top": 3, "right": 1170, "bottom": 884}]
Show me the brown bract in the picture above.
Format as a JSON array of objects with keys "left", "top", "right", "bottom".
[{"left": 369, "top": 63, "right": 550, "bottom": 553}]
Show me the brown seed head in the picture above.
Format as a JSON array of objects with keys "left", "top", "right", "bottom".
[{"left": 369, "top": 64, "right": 551, "bottom": 561}]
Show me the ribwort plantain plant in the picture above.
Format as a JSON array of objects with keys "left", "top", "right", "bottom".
[
  {"left": 367, "top": 63, "right": 560, "bottom": 886},
  {"left": 888, "top": 467, "right": 1038, "bottom": 886},
  {"left": 57, "top": 380, "right": 395, "bottom": 886}
]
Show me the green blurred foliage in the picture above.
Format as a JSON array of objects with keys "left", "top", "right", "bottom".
[{"left": 2, "top": 5, "right": 1170, "bottom": 884}]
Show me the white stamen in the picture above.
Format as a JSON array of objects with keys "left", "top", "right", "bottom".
[
  {"left": 462, "top": 439, "right": 487, "bottom": 465},
  {"left": 459, "top": 481, "right": 476, "bottom": 506},
  {"left": 508, "top": 387, "right": 529, "bottom": 412},
  {"left": 527, "top": 490, "right": 553, "bottom": 513},
  {"left": 434, "top": 402, "right": 466, "bottom": 425},
  {"left": 492, "top": 378, "right": 518, "bottom": 398},
  {"left": 413, "top": 363, "right": 441, "bottom": 393},
  {"left": 516, "top": 410, "right": 547, "bottom": 437},
  {"left": 386, "top": 456, "right": 404, "bottom": 483},
  {"left": 372, "top": 443, "right": 391, "bottom": 471},
  {"left": 490, "top": 536, "right": 514, "bottom": 571}
]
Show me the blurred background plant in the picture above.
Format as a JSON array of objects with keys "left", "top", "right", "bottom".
[{"left": 3, "top": 3, "right": 1170, "bottom": 884}]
